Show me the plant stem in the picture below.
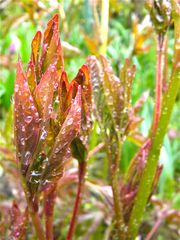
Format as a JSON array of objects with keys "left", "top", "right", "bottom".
[
  {"left": 126, "top": 3, "right": 180, "bottom": 238},
  {"left": 66, "top": 161, "right": 86, "bottom": 240},
  {"left": 146, "top": 209, "right": 168, "bottom": 240},
  {"left": 20, "top": 172, "right": 46, "bottom": 240},
  {"left": 25, "top": 193, "right": 45, "bottom": 240},
  {"left": 107, "top": 141, "right": 125, "bottom": 239},
  {"left": 29, "top": 208, "right": 46, "bottom": 240},
  {"left": 44, "top": 186, "right": 56, "bottom": 240},
  {"left": 87, "top": 142, "right": 105, "bottom": 159},
  {"left": 100, "top": 0, "right": 109, "bottom": 55},
  {"left": 152, "top": 32, "right": 165, "bottom": 133},
  {"left": 162, "top": 34, "right": 168, "bottom": 93}
]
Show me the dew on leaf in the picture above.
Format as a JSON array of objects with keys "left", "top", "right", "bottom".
[
  {"left": 40, "top": 127, "right": 48, "bottom": 140},
  {"left": 31, "top": 170, "right": 41, "bottom": 177},
  {"left": 25, "top": 116, "right": 33, "bottom": 124},
  {"left": 67, "top": 117, "right": 74, "bottom": 126}
]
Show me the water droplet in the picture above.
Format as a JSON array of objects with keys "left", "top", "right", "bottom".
[
  {"left": 25, "top": 151, "right": 31, "bottom": 159},
  {"left": 25, "top": 115, "right": 33, "bottom": 124},
  {"left": 40, "top": 127, "right": 47, "bottom": 140},
  {"left": 31, "top": 170, "right": 41, "bottom": 177},
  {"left": 15, "top": 84, "right": 19, "bottom": 92},
  {"left": 156, "top": 14, "right": 164, "bottom": 23},
  {"left": 67, "top": 117, "right": 73, "bottom": 126},
  {"left": 21, "top": 138, "right": 25, "bottom": 145}
]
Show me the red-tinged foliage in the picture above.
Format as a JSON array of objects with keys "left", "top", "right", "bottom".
[
  {"left": 87, "top": 55, "right": 142, "bottom": 141},
  {"left": 26, "top": 61, "right": 36, "bottom": 94},
  {"left": 121, "top": 139, "right": 152, "bottom": 222},
  {"left": 40, "top": 14, "right": 64, "bottom": 74},
  {"left": 10, "top": 201, "right": 28, "bottom": 240},
  {"left": 13, "top": 14, "right": 91, "bottom": 240},
  {"left": 58, "top": 72, "right": 69, "bottom": 112},
  {"left": 34, "top": 65, "right": 58, "bottom": 122},
  {"left": 87, "top": 53, "right": 164, "bottom": 232},
  {"left": 10, "top": 4, "right": 178, "bottom": 238},
  {"left": 31, "top": 31, "right": 42, "bottom": 67},
  {"left": 14, "top": 60, "right": 40, "bottom": 176},
  {"left": 31, "top": 31, "right": 42, "bottom": 81},
  {"left": 73, "top": 64, "right": 92, "bottom": 146},
  {"left": 41, "top": 86, "right": 82, "bottom": 188}
]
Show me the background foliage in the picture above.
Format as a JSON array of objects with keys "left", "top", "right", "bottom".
[{"left": 0, "top": 0, "right": 179, "bottom": 239}]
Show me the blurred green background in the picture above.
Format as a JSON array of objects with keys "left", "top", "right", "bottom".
[{"left": 0, "top": 0, "right": 179, "bottom": 239}]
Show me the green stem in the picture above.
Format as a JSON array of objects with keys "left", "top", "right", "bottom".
[
  {"left": 162, "top": 34, "right": 168, "bottom": 93},
  {"left": 19, "top": 170, "right": 45, "bottom": 240},
  {"left": 107, "top": 141, "right": 125, "bottom": 239},
  {"left": 99, "top": 0, "right": 109, "bottom": 55},
  {"left": 126, "top": 3, "right": 180, "bottom": 239},
  {"left": 25, "top": 191, "right": 45, "bottom": 240},
  {"left": 29, "top": 207, "right": 46, "bottom": 240},
  {"left": 152, "top": 32, "right": 165, "bottom": 133}
]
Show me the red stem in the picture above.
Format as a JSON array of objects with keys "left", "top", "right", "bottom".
[
  {"left": 44, "top": 186, "right": 56, "bottom": 240},
  {"left": 146, "top": 210, "right": 168, "bottom": 240},
  {"left": 152, "top": 33, "right": 165, "bottom": 133},
  {"left": 20, "top": 171, "right": 45, "bottom": 240},
  {"left": 26, "top": 194, "right": 45, "bottom": 240},
  {"left": 66, "top": 161, "right": 86, "bottom": 240},
  {"left": 162, "top": 34, "right": 168, "bottom": 93}
]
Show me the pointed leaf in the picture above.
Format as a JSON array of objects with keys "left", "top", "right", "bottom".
[
  {"left": 10, "top": 201, "right": 28, "bottom": 240},
  {"left": 58, "top": 71, "right": 69, "bottom": 118},
  {"left": 14, "top": 60, "right": 40, "bottom": 176},
  {"left": 121, "top": 139, "right": 152, "bottom": 222},
  {"left": 125, "top": 139, "right": 152, "bottom": 183},
  {"left": 35, "top": 65, "right": 58, "bottom": 122},
  {"left": 120, "top": 59, "right": 136, "bottom": 110},
  {"left": 41, "top": 86, "right": 82, "bottom": 188},
  {"left": 100, "top": 55, "right": 125, "bottom": 130},
  {"left": 26, "top": 61, "right": 36, "bottom": 94},
  {"left": 133, "top": 91, "right": 149, "bottom": 113},
  {"left": 57, "top": 80, "right": 79, "bottom": 130},
  {"left": 86, "top": 56, "right": 112, "bottom": 131},
  {"left": 41, "top": 14, "right": 64, "bottom": 74},
  {"left": 73, "top": 64, "right": 92, "bottom": 145},
  {"left": 31, "top": 31, "right": 42, "bottom": 80}
]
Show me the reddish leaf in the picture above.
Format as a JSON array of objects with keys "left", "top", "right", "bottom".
[
  {"left": 121, "top": 139, "right": 152, "bottom": 222},
  {"left": 35, "top": 65, "right": 58, "bottom": 122},
  {"left": 120, "top": 59, "right": 136, "bottom": 110},
  {"left": 14, "top": 60, "right": 40, "bottom": 176},
  {"left": 40, "top": 14, "right": 64, "bottom": 74},
  {"left": 126, "top": 114, "right": 143, "bottom": 133},
  {"left": 57, "top": 80, "right": 79, "bottom": 132},
  {"left": 41, "top": 86, "right": 82, "bottom": 188},
  {"left": 31, "top": 31, "right": 42, "bottom": 81},
  {"left": 58, "top": 71, "right": 69, "bottom": 124},
  {"left": 26, "top": 61, "right": 36, "bottom": 94},
  {"left": 100, "top": 55, "right": 125, "bottom": 131},
  {"left": 73, "top": 64, "right": 92, "bottom": 144},
  {"left": 87, "top": 56, "right": 114, "bottom": 131},
  {"left": 74, "top": 65, "right": 91, "bottom": 107},
  {"left": 10, "top": 201, "right": 28, "bottom": 240},
  {"left": 133, "top": 91, "right": 149, "bottom": 113}
]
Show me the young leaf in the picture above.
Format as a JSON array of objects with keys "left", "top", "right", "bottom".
[
  {"left": 100, "top": 55, "right": 126, "bottom": 131},
  {"left": 26, "top": 61, "right": 36, "bottom": 94},
  {"left": 31, "top": 31, "right": 42, "bottom": 81},
  {"left": 14, "top": 60, "right": 40, "bottom": 176},
  {"left": 40, "top": 86, "right": 82, "bottom": 189},
  {"left": 40, "top": 14, "right": 64, "bottom": 74},
  {"left": 73, "top": 64, "right": 92, "bottom": 146},
  {"left": 35, "top": 65, "right": 58, "bottom": 123},
  {"left": 10, "top": 201, "right": 28, "bottom": 240}
]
